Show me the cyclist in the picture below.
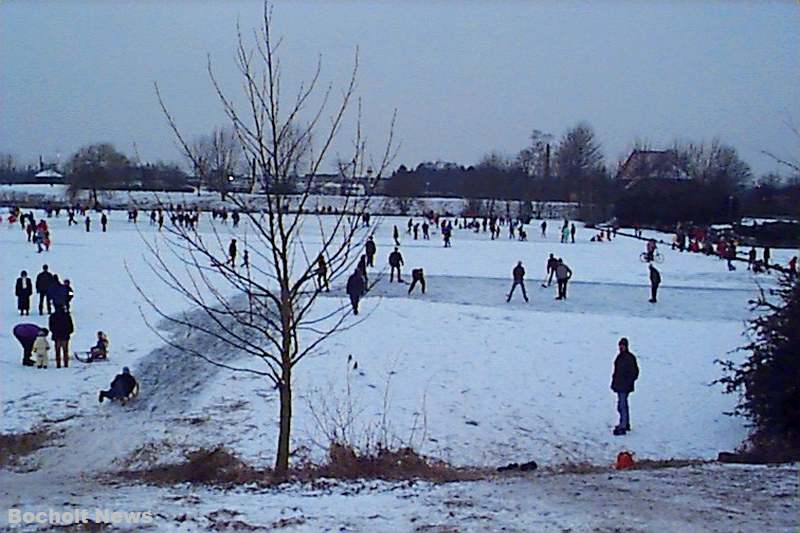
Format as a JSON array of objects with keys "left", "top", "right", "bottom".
[{"left": 645, "top": 239, "right": 657, "bottom": 262}]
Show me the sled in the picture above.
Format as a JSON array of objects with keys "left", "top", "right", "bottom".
[{"left": 73, "top": 351, "right": 109, "bottom": 364}]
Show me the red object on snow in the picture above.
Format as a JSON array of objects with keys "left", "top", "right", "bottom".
[{"left": 616, "top": 451, "right": 635, "bottom": 470}]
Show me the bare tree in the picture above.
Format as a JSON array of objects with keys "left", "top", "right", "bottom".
[
  {"left": 762, "top": 118, "right": 800, "bottom": 175},
  {"left": 142, "top": 3, "right": 396, "bottom": 480},
  {"left": 190, "top": 127, "right": 243, "bottom": 199}
]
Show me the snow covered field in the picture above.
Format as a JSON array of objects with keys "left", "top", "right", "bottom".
[{"left": 1, "top": 209, "right": 797, "bottom": 530}]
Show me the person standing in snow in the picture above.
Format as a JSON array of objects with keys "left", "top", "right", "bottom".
[
  {"left": 84, "top": 216, "right": 91, "bottom": 232},
  {"left": 540, "top": 220, "right": 547, "bottom": 238},
  {"left": 15, "top": 270, "right": 32, "bottom": 316},
  {"left": 422, "top": 222, "right": 430, "bottom": 240},
  {"left": 35, "top": 265, "right": 54, "bottom": 315},
  {"left": 555, "top": 259, "right": 572, "bottom": 300},
  {"left": 101, "top": 212, "right": 108, "bottom": 232},
  {"left": 570, "top": 223, "right": 576, "bottom": 243},
  {"left": 507, "top": 261, "right": 529, "bottom": 303},
  {"left": 357, "top": 254, "right": 369, "bottom": 293},
  {"left": 33, "top": 327, "right": 50, "bottom": 369},
  {"left": 611, "top": 337, "right": 639, "bottom": 436},
  {"left": 49, "top": 305, "right": 74, "bottom": 368},
  {"left": 316, "top": 254, "right": 330, "bottom": 292},
  {"left": 228, "top": 239, "right": 237, "bottom": 266},
  {"left": 365, "top": 235, "right": 377, "bottom": 267},
  {"left": 346, "top": 269, "right": 365, "bottom": 315},
  {"left": 393, "top": 225, "right": 400, "bottom": 246},
  {"left": 747, "top": 247, "right": 757, "bottom": 270},
  {"left": 648, "top": 264, "right": 661, "bottom": 303},
  {"left": 763, "top": 246, "right": 771, "bottom": 270},
  {"left": 388, "top": 247, "right": 404, "bottom": 282}
]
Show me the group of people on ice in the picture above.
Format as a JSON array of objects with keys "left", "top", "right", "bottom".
[{"left": 506, "top": 255, "right": 574, "bottom": 302}]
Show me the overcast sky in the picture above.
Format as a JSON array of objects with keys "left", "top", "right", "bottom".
[{"left": 2, "top": 0, "right": 798, "bottom": 175}]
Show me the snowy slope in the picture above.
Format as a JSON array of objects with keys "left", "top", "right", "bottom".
[{"left": 1, "top": 210, "right": 796, "bottom": 476}]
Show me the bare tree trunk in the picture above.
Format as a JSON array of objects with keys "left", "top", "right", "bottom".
[{"left": 275, "top": 368, "right": 292, "bottom": 479}]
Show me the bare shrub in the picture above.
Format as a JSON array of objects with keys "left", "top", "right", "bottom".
[{"left": 0, "top": 428, "right": 52, "bottom": 468}]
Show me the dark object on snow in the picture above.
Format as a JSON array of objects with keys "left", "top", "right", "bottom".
[
  {"left": 13, "top": 323, "right": 41, "bottom": 366},
  {"left": 497, "top": 460, "right": 538, "bottom": 472},
  {"left": 99, "top": 367, "right": 139, "bottom": 403}
]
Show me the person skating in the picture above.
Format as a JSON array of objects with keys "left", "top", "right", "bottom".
[
  {"left": 15, "top": 270, "right": 32, "bottom": 316},
  {"left": 32, "top": 328, "right": 50, "bottom": 369},
  {"left": 316, "top": 254, "right": 329, "bottom": 292},
  {"left": 101, "top": 212, "right": 108, "bottom": 232},
  {"left": 648, "top": 264, "right": 661, "bottom": 303},
  {"left": 555, "top": 259, "right": 572, "bottom": 300},
  {"left": 544, "top": 253, "right": 558, "bottom": 287},
  {"left": 365, "top": 235, "right": 377, "bottom": 267},
  {"left": 393, "top": 225, "right": 400, "bottom": 246},
  {"left": 443, "top": 226, "right": 452, "bottom": 247},
  {"left": 747, "top": 247, "right": 756, "bottom": 270},
  {"left": 49, "top": 305, "right": 74, "bottom": 368},
  {"left": 99, "top": 367, "right": 139, "bottom": 403},
  {"left": 540, "top": 220, "right": 547, "bottom": 238},
  {"left": 507, "top": 261, "right": 529, "bottom": 303},
  {"left": 422, "top": 222, "right": 430, "bottom": 240},
  {"left": 35, "top": 265, "right": 54, "bottom": 315},
  {"left": 346, "top": 269, "right": 365, "bottom": 315},
  {"left": 611, "top": 337, "right": 639, "bottom": 435},
  {"left": 408, "top": 268, "right": 426, "bottom": 295},
  {"left": 726, "top": 241, "right": 737, "bottom": 271},
  {"left": 388, "top": 247, "right": 404, "bottom": 282}
]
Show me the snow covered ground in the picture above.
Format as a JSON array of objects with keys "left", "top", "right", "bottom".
[{"left": 1, "top": 209, "right": 797, "bottom": 530}]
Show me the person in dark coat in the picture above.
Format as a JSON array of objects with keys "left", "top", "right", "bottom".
[
  {"left": 393, "top": 225, "right": 400, "bottom": 246},
  {"left": 315, "top": 254, "right": 329, "bottom": 292},
  {"left": 365, "top": 236, "right": 377, "bottom": 267},
  {"left": 763, "top": 246, "right": 771, "bottom": 270},
  {"left": 554, "top": 259, "right": 573, "bottom": 300},
  {"left": 357, "top": 255, "right": 369, "bottom": 293},
  {"left": 648, "top": 264, "right": 661, "bottom": 303},
  {"left": 611, "top": 337, "right": 639, "bottom": 435},
  {"left": 570, "top": 223, "right": 576, "bottom": 243},
  {"left": 99, "top": 367, "right": 138, "bottom": 403},
  {"left": 13, "top": 323, "right": 40, "bottom": 366},
  {"left": 15, "top": 270, "right": 33, "bottom": 315},
  {"left": 100, "top": 212, "right": 108, "bottom": 232},
  {"left": 85, "top": 216, "right": 91, "bottom": 232},
  {"left": 545, "top": 254, "right": 558, "bottom": 287},
  {"left": 47, "top": 275, "right": 70, "bottom": 309},
  {"left": 228, "top": 239, "right": 237, "bottom": 266},
  {"left": 346, "top": 269, "right": 365, "bottom": 315},
  {"left": 49, "top": 306, "right": 74, "bottom": 368},
  {"left": 388, "top": 247, "right": 404, "bottom": 282},
  {"left": 408, "top": 268, "right": 426, "bottom": 295},
  {"left": 507, "top": 261, "right": 528, "bottom": 303},
  {"left": 35, "top": 265, "right": 54, "bottom": 315}
]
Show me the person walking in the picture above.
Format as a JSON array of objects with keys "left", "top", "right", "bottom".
[
  {"left": 555, "top": 259, "right": 572, "bottom": 300},
  {"left": 393, "top": 225, "right": 400, "bottom": 246},
  {"left": 507, "top": 261, "right": 529, "bottom": 303},
  {"left": 365, "top": 235, "right": 377, "bottom": 267},
  {"left": 15, "top": 270, "right": 33, "bottom": 315},
  {"left": 747, "top": 247, "right": 757, "bottom": 270},
  {"left": 228, "top": 239, "right": 237, "bottom": 266},
  {"left": 388, "top": 247, "right": 404, "bottom": 282},
  {"left": 611, "top": 338, "right": 639, "bottom": 435},
  {"left": 357, "top": 254, "right": 369, "bottom": 293},
  {"left": 648, "top": 264, "right": 661, "bottom": 303},
  {"left": 726, "top": 241, "right": 737, "bottom": 271},
  {"left": 540, "top": 220, "right": 547, "bottom": 238},
  {"left": 346, "top": 269, "right": 365, "bottom": 315},
  {"left": 49, "top": 305, "right": 74, "bottom": 368},
  {"left": 408, "top": 268, "right": 426, "bottom": 295},
  {"left": 35, "top": 265, "right": 54, "bottom": 315},
  {"left": 570, "top": 223, "right": 576, "bottom": 243}
]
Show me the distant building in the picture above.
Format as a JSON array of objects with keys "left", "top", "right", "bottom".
[{"left": 34, "top": 169, "right": 64, "bottom": 182}]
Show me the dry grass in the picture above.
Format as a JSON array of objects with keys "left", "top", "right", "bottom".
[{"left": 0, "top": 428, "right": 52, "bottom": 468}]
